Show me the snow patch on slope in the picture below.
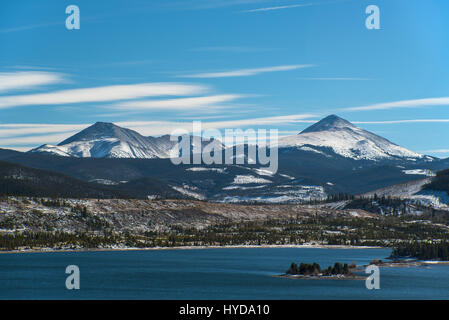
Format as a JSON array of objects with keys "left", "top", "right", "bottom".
[
  {"left": 186, "top": 167, "right": 226, "bottom": 173},
  {"left": 232, "top": 175, "right": 272, "bottom": 184},
  {"left": 402, "top": 169, "right": 435, "bottom": 177},
  {"left": 171, "top": 185, "right": 205, "bottom": 200}
]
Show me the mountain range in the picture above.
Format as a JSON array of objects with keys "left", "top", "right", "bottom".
[
  {"left": 1, "top": 115, "right": 448, "bottom": 203},
  {"left": 30, "top": 121, "right": 223, "bottom": 159},
  {"left": 30, "top": 115, "right": 431, "bottom": 163}
]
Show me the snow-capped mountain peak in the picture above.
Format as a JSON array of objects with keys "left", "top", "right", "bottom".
[
  {"left": 300, "top": 114, "right": 355, "bottom": 134},
  {"left": 279, "top": 115, "right": 425, "bottom": 161},
  {"left": 58, "top": 122, "right": 139, "bottom": 145}
]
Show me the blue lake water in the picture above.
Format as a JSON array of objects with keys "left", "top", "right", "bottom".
[{"left": 1, "top": 247, "right": 448, "bottom": 299}]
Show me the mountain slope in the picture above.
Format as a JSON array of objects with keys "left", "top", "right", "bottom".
[
  {"left": 278, "top": 115, "right": 429, "bottom": 161},
  {"left": 356, "top": 169, "right": 449, "bottom": 209},
  {"left": 0, "top": 160, "right": 188, "bottom": 200},
  {"left": 0, "top": 160, "right": 125, "bottom": 198}
]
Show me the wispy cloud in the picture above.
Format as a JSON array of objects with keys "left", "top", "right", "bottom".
[
  {"left": 242, "top": 0, "right": 347, "bottom": 13},
  {"left": 0, "top": 22, "right": 60, "bottom": 33},
  {"left": 243, "top": 3, "right": 313, "bottom": 12},
  {"left": 118, "top": 113, "right": 315, "bottom": 136},
  {"left": 0, "top": 71, "right": 65, "bottom": 93},
  {"left": 177, "top": 0, "right": 270, "bottom": 10},
  {"left": 344, "top": 97, "right": 449, "bottom": 112},
  {"left": 179, "top": 64, "right": 313, "bottom": 78},
  {"left": 0, "top": 123, "right": 89, "bottom": 149},
  {"left": 110, "top": 94, "right": 246, "bottom": 110},
  {"left": 7, "top": 65, "right": 60, "bottom": 71},
  {"left": 353, "top": 119, "right": 449, "bottom": 124},
  {"left": 0, "top": 123, "right": 87, "bottom": 138},
  {"left": 422, "top": 149, "right": 449, "bottom": 154},
  {"left": 189, "top": 46, "right": 273, "bottom": 52},
  {"left": 298, "top": 77, "right": 371, "bottom": 81},
  {"left": 93, "top": 60, "right": 154, "bottom": 67},
  {"left": 0, "top": 132, "right": 80, "bottom": 147},
  {"left": 0, "top": 83, "right": 208, "bottom": 109}
]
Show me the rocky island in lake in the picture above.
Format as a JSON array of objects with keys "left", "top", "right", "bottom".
[{"left": 277, "top": 261, "right": 365, "bottom": 280}]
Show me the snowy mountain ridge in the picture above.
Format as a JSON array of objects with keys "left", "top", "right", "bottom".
[{"left": 30, "top": 122, "right": 222, "bottom": 159}]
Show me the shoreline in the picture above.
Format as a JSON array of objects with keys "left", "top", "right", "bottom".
[
  {"left": 0, "top": 244, "right": 385, "bottom": 255},
  {"left": 274, "top": 273, "right": 366, "bottom": 281},
  {"left": 370, "top": 260, "right": 449, "bottom": 267}
]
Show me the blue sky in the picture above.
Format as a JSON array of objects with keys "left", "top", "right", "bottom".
[{"left": 1, "top": 0, "right": 449, "bottom": 156}]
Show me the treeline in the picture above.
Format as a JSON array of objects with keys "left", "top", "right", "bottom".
[
  {"left": 286, "top": 262, "right": 352, "bottom": 276},
  {"left": 424, "top": 169, "right": 449, "bottom": 195},
  {"left": 391, "top": 241, "right": 449, "bottom": 261},
  {"left": 326, "top": 193, "right": 355, "bottom": 202},
  {"left": 145, "top": 214, "right": 449, "bottom": 248},
  {"left": 0, "top": 231, "right": 122, "bottom": 251}
]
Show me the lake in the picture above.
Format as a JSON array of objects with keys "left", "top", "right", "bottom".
[{"left": 1, "top": 247, "right": 448, "bottom": 299}]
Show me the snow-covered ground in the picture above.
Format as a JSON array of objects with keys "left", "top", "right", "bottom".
[
  {"left": 253, "top": 168, "right": 275, "bottom": 176},
  {"left": 231, "top": 175, "right": 272, "bottom": 184},
  {"left": 171, "top": 185, "right": 205, "bottom": 200},
  {"left": 222, "top": 185, "right": 267, "bottom": 191},
  {"left": 402, "top": 169, "right": 435, "bottom": 177},
  {"left": 220, "top": 185, "right": 326, "bottom": 203},
  {"left": 186, "top": 167, "right": 226, "bottom": 173},
  {"left": 89, "top": 178, "right": 120, "bottom": 185}
]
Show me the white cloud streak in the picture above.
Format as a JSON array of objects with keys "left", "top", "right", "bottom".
[
  {"left": 179, "top": 65, "right": 313, "bottom": 78},
  {"left": 422, "top": 149, "right": 449, "bottom": 154},
  {"left": 0, "top": 123, "right": 88, "bottom": 138},
  {"left": 298, "top": 77, "right": 371, "bottom": 81},
  {"left": 0, "top": 83, "right": 209, "bottom": 109},
  {"left": 353, "top": 119, "right": 449, "bottom": 124},
  {"left": 118, "top": 114, "right": 315, "bottom": 136},
  {"left": 189, "top": 46, "right": 271, "bottom": 52},
  {"left": 110, "top": 94, "right": 245, "bottom": 110},
  {"left": 0, "top": 22, "right": 60, "bottom": 33},
  {"left": 243, "top": 3, "right": 312, "bottom": 12},
  {"left": 0, "top": 132, "right": 79, "bottom": 147},
  {"left": 344, "top": 97, "right": 449, "bottom": 112},
  {"left": 0, "top": 71, "right": 64, "bottom": 93}
]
